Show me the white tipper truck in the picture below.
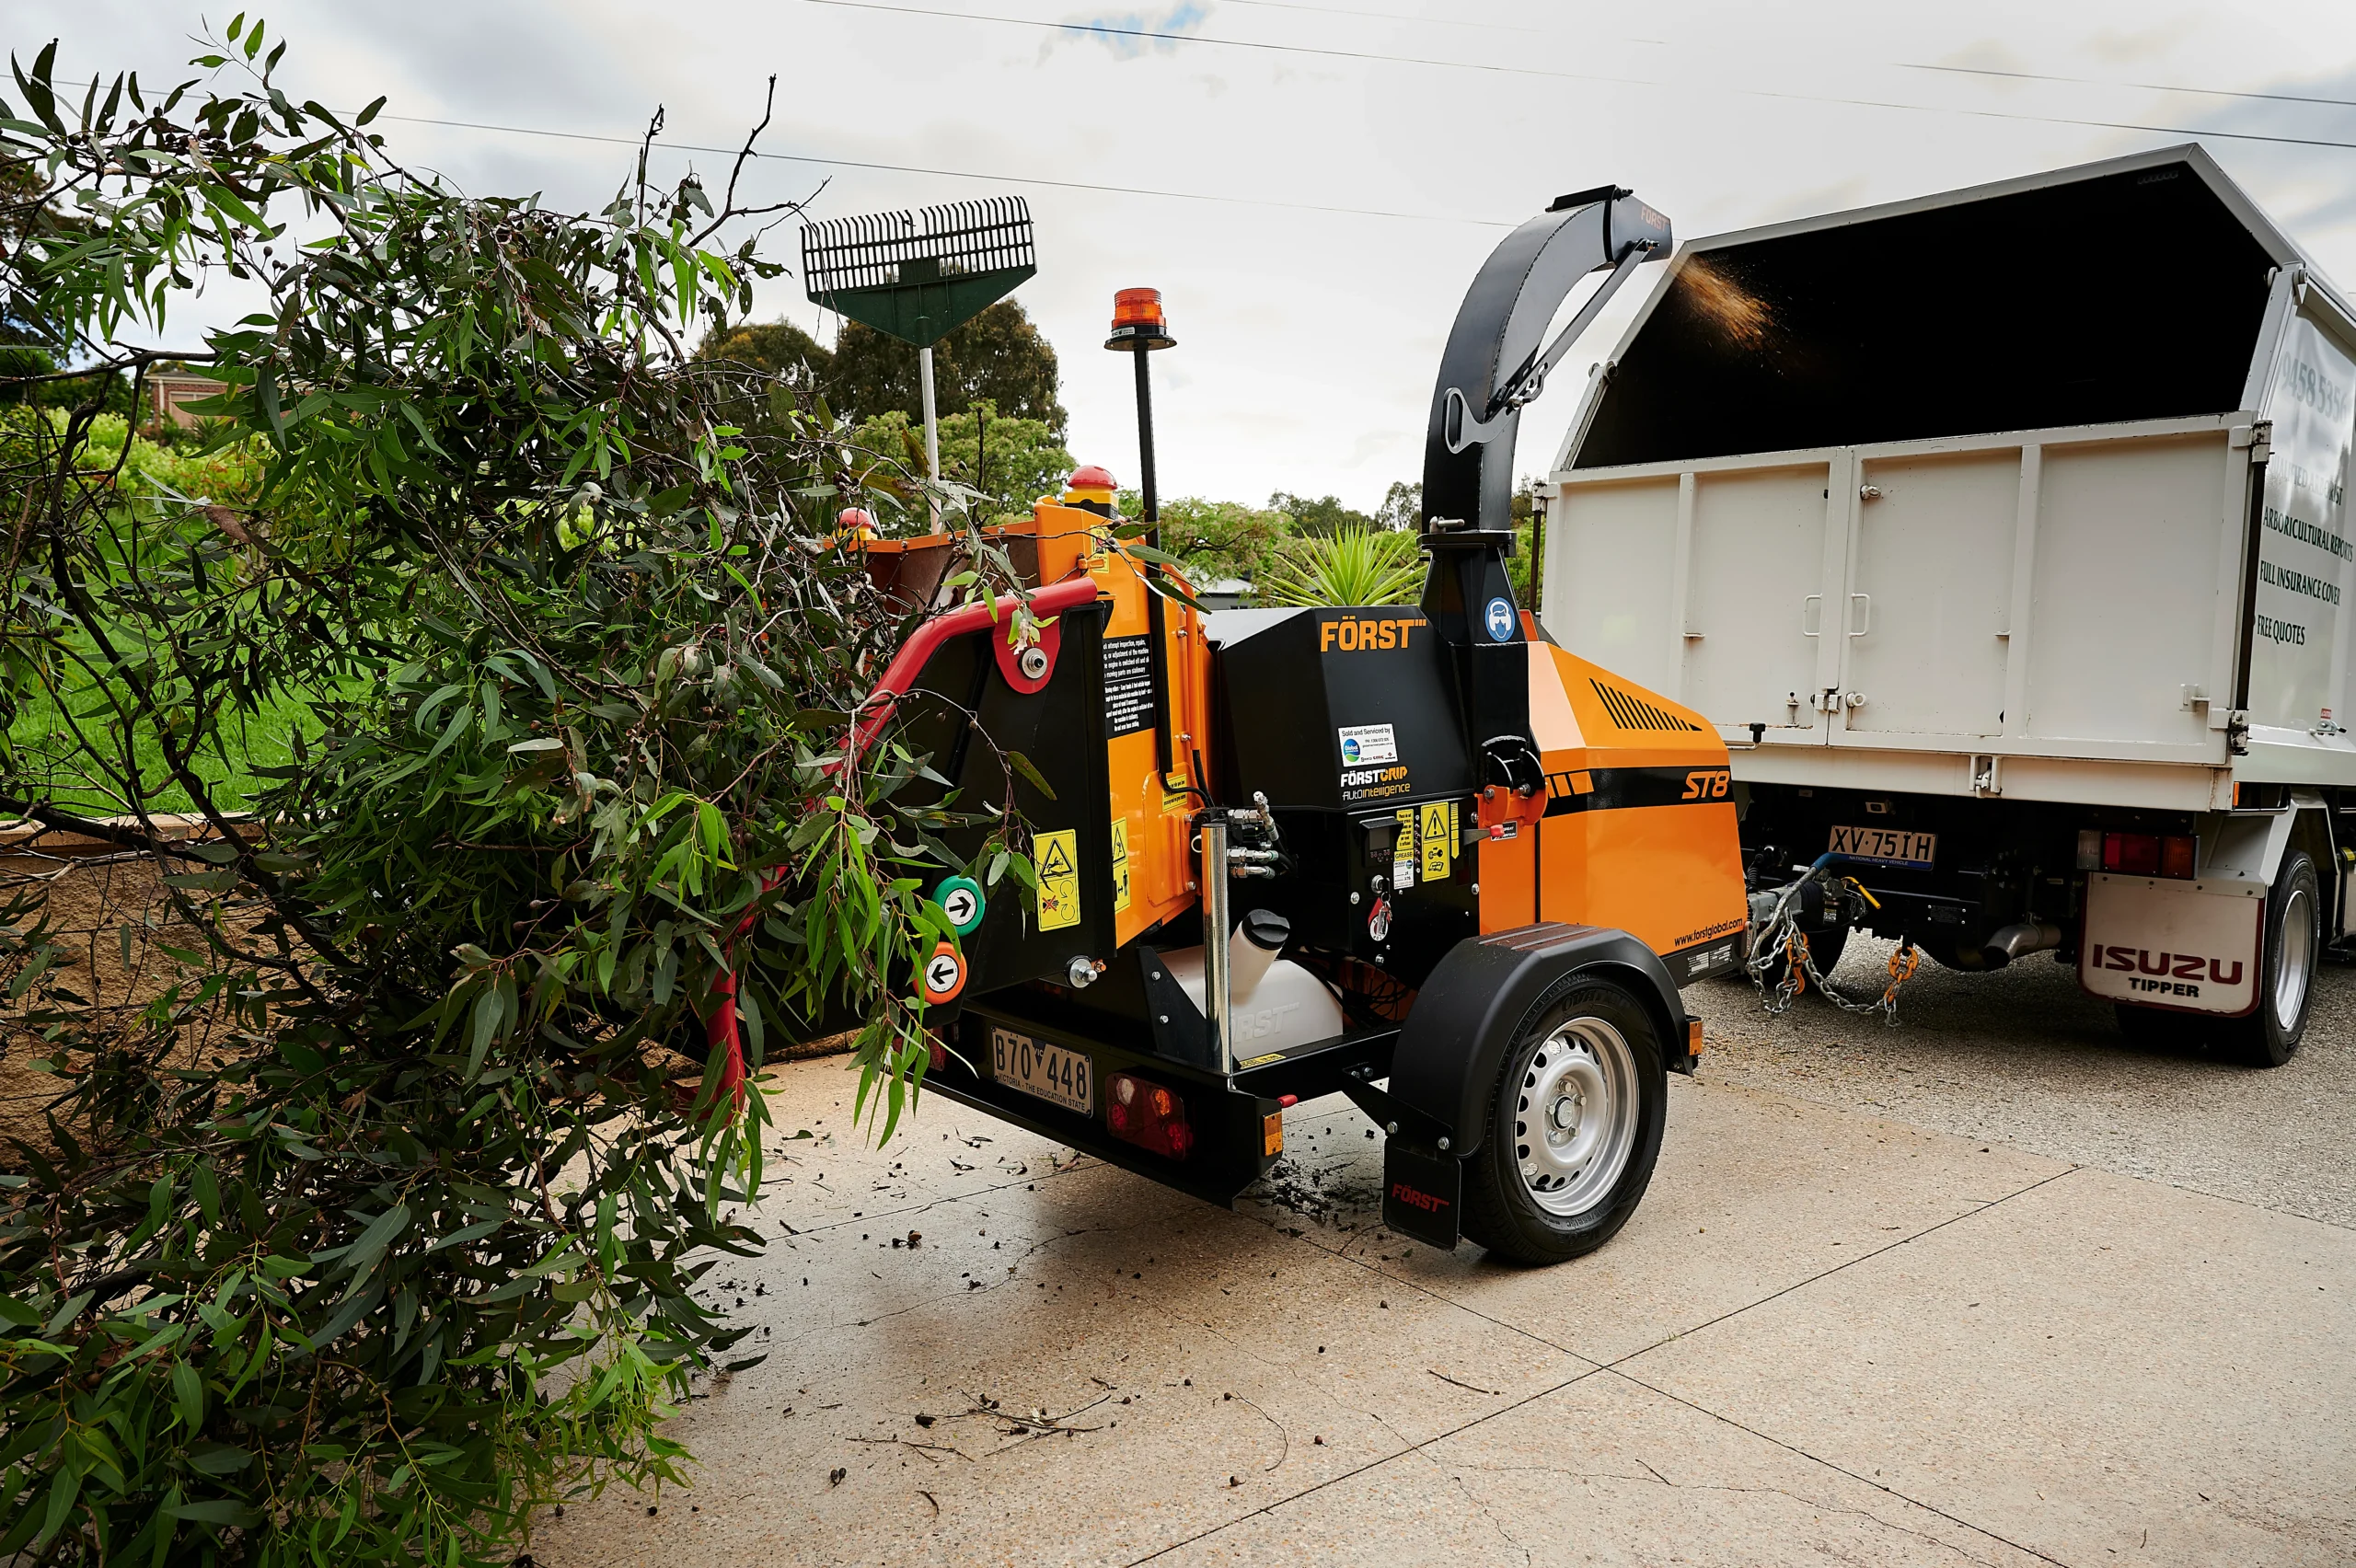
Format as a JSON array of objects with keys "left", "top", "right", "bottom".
[{"left": 1537, "top": 145, "right": 2356, "bottom": 1066}]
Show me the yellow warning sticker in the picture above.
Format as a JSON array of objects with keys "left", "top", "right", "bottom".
[
  {"left": 1421, "top": 801, "right": 1453, "bottom": 882},
  {"left": 1392, "top": 806, "right": 1417, "bottom": 889},
  {"left": 1035, "top": 829, "right": 1081, "bottom": 931},
  {"left": 1109, "top": 816, "right": 1133, "bottom": 913}
]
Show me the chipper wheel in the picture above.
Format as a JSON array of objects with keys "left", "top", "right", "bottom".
[{"left": 1461, "top": 977, "right": 1668, "bottom": 1264}]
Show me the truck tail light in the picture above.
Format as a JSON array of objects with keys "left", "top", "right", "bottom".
[
  {"left": 2160, "top": 834, "right": 2197, "bottom": 879},
  {"left": 2104, "top": 833, "right": 2158, "bottom": 875},
  {"left": 1105, "top": 1072, "right": 1192, "bottom": 1160},
  {"left": 2101, "top": 832, "right": 2197, "bottom": 880}
]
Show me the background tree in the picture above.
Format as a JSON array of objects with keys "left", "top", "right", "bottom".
[
  {"left": 1374, "top": 479, "right": 1421, "bottom": 532},
  {"left": 821, "top": 299, "right": 1067, "bottom": 434},
  {"left": 1154, "top": 497, "right": 1290, "bottom": 586},
  {"left": 0, "top": 30, "right": 1032, "bottom": 1566},
  {"left": 696, "top": 318, "right": 828, "bottom": 386},
  {"left": 850, "top": 400, "right": 1072, "bottom": 526},
  {"left": 0, "top": 162, "right": 131, "bottom": 416},
  {"left": 1265, "top": 490, "right": 1372, "bottom": 537}
]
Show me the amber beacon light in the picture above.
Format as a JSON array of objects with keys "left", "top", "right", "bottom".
[
  {"left": 1104, "top": 285, "right": 1179, "bottom": 773},
  {"left": 1105, "top": 287, "right": 1175, "bottom": 351}
]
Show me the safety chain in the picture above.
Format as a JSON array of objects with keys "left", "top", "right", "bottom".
[{"left": 1745, "top": 868, "right": 1921, "bottom": 1025}]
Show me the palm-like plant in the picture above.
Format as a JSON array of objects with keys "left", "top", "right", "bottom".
[{"left": 1258, "top": 525, "right": 1425, "bottom": 606}]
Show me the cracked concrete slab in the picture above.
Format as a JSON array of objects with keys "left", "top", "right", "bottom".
[
  {"left": 537, "top": 1108, "right": 1593, "bottom": 1564},
  {"left": 1247, "top": 1078, "right": 2071, "bottom": 1366},
  {"left": 1154, "top": 1368, "right": 2055, "bottom": 1567},
  {"left": 1621, "top": 1165, "right": 2356, "bottom": 1566},
  {"left": 538, "top": 1043, "right": 2353, "bottom": 1568}
]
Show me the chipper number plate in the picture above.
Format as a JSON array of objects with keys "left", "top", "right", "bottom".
[
  {"left": 1830, "top": 824, "right": 1936, "bottom": 869},
  {"left": 989, "top": 1027, "right": 1093, "bottom": 1115}
]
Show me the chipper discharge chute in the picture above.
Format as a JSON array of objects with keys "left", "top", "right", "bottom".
[{"left": 809, "top": 189, "right": 1747, "bottom": 1262}]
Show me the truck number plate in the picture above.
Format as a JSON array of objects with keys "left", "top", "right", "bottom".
[
  {"left": 1830, "top": 824, "right": 1936, "bottom": 869},
  {"left": 989, "top": 1027, "right": 1093, "bottom": 1115}
]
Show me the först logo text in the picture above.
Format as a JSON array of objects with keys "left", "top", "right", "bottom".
[{"left": 1320, "top": 617, "right": 1423, "bottom": 652}]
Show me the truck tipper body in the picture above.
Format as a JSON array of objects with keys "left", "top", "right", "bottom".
[{"left": 1539, "top": 145, "right": 2356, "bottom": 1063}]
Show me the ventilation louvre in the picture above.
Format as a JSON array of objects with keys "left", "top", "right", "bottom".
[{"left": 1589, "top": 678, "right": 1702, "bottom": 732}]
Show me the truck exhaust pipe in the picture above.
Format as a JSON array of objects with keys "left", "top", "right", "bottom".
[{"left": 1980, "top": 920, "right": 2062, "bottom": 971}]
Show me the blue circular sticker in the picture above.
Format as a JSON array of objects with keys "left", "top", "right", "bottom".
[
  {"left": 1341, "top": 735, "right": 1362, "bottom": 764},
  {"left": 1484, "top": 596, "right": 1517, "bottom": 642}
]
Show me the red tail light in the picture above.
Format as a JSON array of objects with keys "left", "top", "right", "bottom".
[
  {"left": 2102, "top": 832, "right": 2196, "bottom": 880},
  {"left": 1105, "top": 1072, "right": 1192, "bottom": 1160},
  {"left": 2159, "top": 834, "right": 2197, "bottom": 879}
]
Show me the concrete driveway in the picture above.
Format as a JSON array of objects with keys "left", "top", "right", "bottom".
[{"left": 537, "top": 969, "right": 2355, "bottom": 1568}]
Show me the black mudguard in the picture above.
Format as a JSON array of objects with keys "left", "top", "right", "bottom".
[{"left": 1390, "top": 921, "right": 1692, "bottom": 1158}]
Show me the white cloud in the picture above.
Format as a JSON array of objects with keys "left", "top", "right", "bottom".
[{"left": 17, "top": 0, "right": 2356, "bottom": 510}]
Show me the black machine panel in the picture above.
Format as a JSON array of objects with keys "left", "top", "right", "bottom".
[
  {"left": 892, "top": 603, "right": 1117, "bottom": 995},
  {"left": 1208, "top": 606, "right": 1479, "bottom": 984},
  {"left": 1209, "top": 606, "right": 1474, "bottom": 811}
]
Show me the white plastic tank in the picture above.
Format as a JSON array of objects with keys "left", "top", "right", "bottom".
[{"left": 1159, "top": 909, "right": 1345, "bottom": 1056}]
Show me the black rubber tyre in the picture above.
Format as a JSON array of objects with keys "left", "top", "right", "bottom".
[
  {"left": 1461, "top": 977, "right": 1668, "bottom": 1265},
  {"left": 2218, "top": 847, "right": 2320, "bottom": 1068}
]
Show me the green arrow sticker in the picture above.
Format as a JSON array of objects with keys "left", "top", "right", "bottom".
[{"left": 934, "top": 875, "right": 986, "bottom": 935}]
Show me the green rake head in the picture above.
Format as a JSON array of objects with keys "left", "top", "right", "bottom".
[{"left": 801, "top": 196, "right": 1038, "bottom": 349}]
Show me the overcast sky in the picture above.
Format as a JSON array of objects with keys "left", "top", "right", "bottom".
[{"left": 19, "top": 0, "right": 2356, "bottom": 510}]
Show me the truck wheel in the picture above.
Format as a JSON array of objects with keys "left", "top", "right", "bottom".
[
  {"left": 2219, "top": 847, "right": 2320, "bottom": 1068},
  {"left": 1461, "top": 978, "right": 1667, "bottom": 1264}
]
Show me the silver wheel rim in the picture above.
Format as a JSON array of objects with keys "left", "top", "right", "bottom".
[
  {"left": 1513, "top": 1018, "right": 1638, "bottom": 1217},
  {"left": 2274, "top": 885, "right": 2315, "bottom": 1031}
]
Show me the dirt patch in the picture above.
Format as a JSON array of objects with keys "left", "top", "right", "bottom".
[{"left": 0, "top": 839, "right": 256, "bottom": 1159}]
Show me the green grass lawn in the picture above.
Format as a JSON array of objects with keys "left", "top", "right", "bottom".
[
  {"left": 6, "top": 421, "right": 325, "bottom": 818},
  {"left": 9, "top": 672, "right": 320, "bottom": 817}
]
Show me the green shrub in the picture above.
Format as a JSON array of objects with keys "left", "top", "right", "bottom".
[
  {"left": 1256, "top": 525, "right": 1426, "bottom": 607},
  {"left": 0, "top": 29, "right": 1027, "bottom": 1565}
]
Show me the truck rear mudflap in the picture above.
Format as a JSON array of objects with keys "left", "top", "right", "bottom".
[{"left": 2079, "top": 872, "right": 2265, "bottom": 1016}]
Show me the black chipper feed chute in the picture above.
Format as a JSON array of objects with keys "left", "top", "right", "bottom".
[
  {"left": 1415, "top": 187, "right": 1672, "bottom": 795},
  {"left": 1419, "top": 189, "right": 1672, "bottom": 536}
]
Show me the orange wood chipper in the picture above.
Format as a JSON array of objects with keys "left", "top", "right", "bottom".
[{"left": 828, "top": 188, "right": 1744, "bottom": 1262}]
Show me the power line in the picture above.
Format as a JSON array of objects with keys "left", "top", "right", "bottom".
[
  {"left": 1217, "top": 0, "right": 1557, "bottom": 37},
  {"left": 791, "top": 0, "right": 2356, "bottom": 153},
  {"left": 1898, "top": 61, "right": 2356, "bottom": 113},
  {"left": 1230, "top": 1, "right": 2356, "bottom": 115},
  {"left": 795, "top": 0, "right": 1654, "bottom": 86},
  {"left": 1738, "top": 83, "right": 2356, "bottom": 154},
  {"left": 365, "top": 109, "right": 1517, "bottom": 226}
]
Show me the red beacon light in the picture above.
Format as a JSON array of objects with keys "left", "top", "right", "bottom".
[
  {"left": 1104, "top": 1071, "right": 1193, "bottom": 1159},
  {"left": 1062, "top": 463, "right": 1119, "bottom": 518},
  {"left": 1105, "top": 287, "right": 1175, "bottom": 352}
]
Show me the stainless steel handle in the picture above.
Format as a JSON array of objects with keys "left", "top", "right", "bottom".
[{"left": 1199, "top": 816, "right": 1232, "bottom": 1076}]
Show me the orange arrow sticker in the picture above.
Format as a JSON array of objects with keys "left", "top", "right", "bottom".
[{"left": 919, "top": 940, "right": 966, "bottom": 1005}]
